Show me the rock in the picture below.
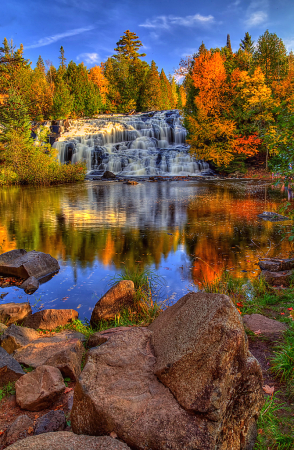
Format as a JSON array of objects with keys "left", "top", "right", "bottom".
[
  {"left": 88, "top": 327, "right": 132, "bottom": 348},
  {"left": 0, "top": 415, "right": 34, "bottom": 448},
  {"left": 0, "top": 323, "right": 8, "bottom": 334},
  {"left": 20, "top": 277, "right": 39, "bottom": 294},
  {"left": 0, "top": 302, "right": 32, "bottom": 326},
  {"left": 124, "top": 180, "right": 138, "bottom": 185},
  {"left": 90, "top": 281, "right": 135, "bottom": 325},
  {"left": 257, "top": 211, "right": 289, "bottom": 222},
  {"left": 13, "top": 331, "right": 85, "bottom": 380},
  {"left": 261, "top": 269, "right": 293, "bottom": 286},
  {"left": 243, "top": 314, "right": 287, "bottom": 337},
  {"left": 15, "top": 365, "right": 65, "bottom": 411},
  {"left": 71, "top": 302, "right": 264, "bottom": 450},
  {"left": 34, "top": 410, "right": 66, "bottom": 435},
  {"left": 0, "top": 249, "right": 27, "bottom": 265},
  {"left": 258, "top": 258, "right": 294, "bottom": 272},
  {"left": 0, "top": 250, "right": 60, "bottom": 280},
  {"left": 102, "top": 171, "right": 116, "bottom": 179},
  {"left": 22, "top": 309, "right": 79, "bottom": 330},
  {"left": 5, "top": 432, "right": 131, "bottom": 450},
  {"left": 0, "top": 324, "right": 39, "bottom": 354},
  {"left": 0, "top": 347, "right": 25, "bottom": 388}
]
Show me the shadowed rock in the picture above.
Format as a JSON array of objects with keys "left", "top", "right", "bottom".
[
  {"left": 0, "top": 302, "right": 32, "bottom": 326},
  {"left": 20, "top": 277, "right": 39, "bottom": 294},
  {"left": 0, "top": 415, "right": 34, "bottom": 448},
  {"left": 0, "top": 324, "right": 39, "bottom": 354},
  {"left": 0, "top": 250, "right": 60, "bottom": 280},
  {"left": 258, "top": 258, "right": 294, "bottom": 272},
  {"left": 22, "top": 309, "right": 78, "bottom": 330},
  {"left": 0, "top": 347, "right": 25, "bottom": 388},
  {"left": 262, "top": 269, "right": 293, "bottom": 286},
  {"left": 34, "top": 410, "right": 66, "bottom": 435},
  {"left": 102, "top": 171, "right": 116, "bottom": 179}
]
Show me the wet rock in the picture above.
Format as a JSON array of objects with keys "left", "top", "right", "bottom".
[
  {"left": 257, "top": 211, "right": 289, "bottom": 222},
  {"left": 243, "top": 314, "right": 287, "bottom": 337},
  {"left": 0, "top": 250, "right": 60, "bottom": 280},
  {"left": 14, "top": 331, "right": 84, "bottom": 380},
  {"left": 5, "top": 432, "right": 131, "bottom": 450},
  {"left": 0, "top": 302, "right": 32, "bottom": 326},
  {"left": 20, "top": 277, "right": 39, "bottom": 294},
  {"left": 0, "top": 347, "right": 25, "bottom": 388},
  {"left": 0, "top": 324, "right": 39, "bottom": 354},
  {"left": 261, "top": 269, "right": 293, "bottom": 286},
  {"left": 90, "top": 280, "right": 135, "bottom": 325},
  {"left": 102, "top": 171, "right": 116, "bottom": 179},
  {"left": 258, "top": 258, "right": 294, "bottom": 272},
  {"left": 22, "top": 309, "right": 78, "bottom": 330},
  {"left": 34, "top": 410, "right": 66, "bottom": 435},
  {"left": 88, "top": 326, "right": 131, "bottom": 348},
  {"left": 15, "top": 365, "right": 65, "bottom": 411},
  {"left": 0, "top": 415, "right": 34, "bottom": 448}
]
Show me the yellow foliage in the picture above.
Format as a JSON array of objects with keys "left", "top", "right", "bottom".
[{"left": 88, "top": 64, "right": 109, "bottom": 105}]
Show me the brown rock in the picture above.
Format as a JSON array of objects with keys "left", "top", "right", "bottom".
[
  {"left": 125, "top": 180, "right": 138, "bottom": 185},
  {"left": 13, "top": 331, "right": 85, "bottom": 380},
  {"left": 22, "top": 309, "right": 78, "bottom": 330},
  {"left": 0, "top": 415, "right": 34, "bottom": 448},
  {"left": 20, "top": 277, "right": 39, "bottom": 294},
  {"left": 15, "top": 365, "right": 65, "bottom": 411},
  {"left": 243, "top": 314, "right": 287, "bottom": 337},
  {"left": 88, "top": 326, "right": 132, "bottom": 348},
  {"left": 34, "top": 410, "right": 66, "bottom": 435},
  {"left": 102, "top": 171, "right": 116, "bottom": 179},
  {"left": 258, "top": 258, "right": 294, "bottom": 272},
  {"left": 0, "top": 323, "right": 8, "bottom": 334},
  {"left": 0, "top": 302, "right": 32, "bottom": 326},
  {"left": 90, "top": 280, "right": 135, "bottom": 325},
  {"left": 0, "top": 250, "right": 60, "bottom": 280},
  {"left": 0, "top": 347, "right": 25, "bottom": 388},
  {"left": 0, "top": 324, "right": 39, "bottom": 354},
  {"left": 5, "top": 432, "right": 131, "bottom": 450},
  {"left": 261, "top": 269, "right": 293, "bottom": 286}
]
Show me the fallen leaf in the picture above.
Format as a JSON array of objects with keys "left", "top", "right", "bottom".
[
  {"left": 28, "top": 427, "right": 34, "bottom": 434},
  {"left": 254, "top": 329, "right": 262, "bottom": 335},
  {"left": 288, "top": 307, "right": 293, "bottom": 311},
  {"left": 258, "top": 429, "right": 263, "bottom": 435},
  {"left": 236, "top": 302, "right": 244, "bottom": 307},
  {"left": 64, "top": 387, "right": 73, "bottom": 394},
  {"left": 280, "top": 312, "right": 285, "bottom": 315},
  {"left": 262, "top": 385, "right": 275, "bottom": 395}
]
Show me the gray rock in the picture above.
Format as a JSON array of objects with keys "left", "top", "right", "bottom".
[
  {"left": 0, "top": 302, "right": 32, "bottom": 326},
  {"left": 102, "top": 171, "right": 116, "bottom": 179},
  {"left": 0, "top": 249, "right": 27, "bottom": 265},
  {"left": 0, "top": 324, "right": 39, "bottom": 354},
  {"left": 258, "top": 258, "right": 294, "bottom": 272},
  {"left": 243, "top": 314, "right": 287, "bottom": 337},
  {"left": 20, "top": 277, "right": 40, "bottom": 294},
  {"left": 261, "top": 269, "right": 293, "bottom": 286},
  {"left": 0, "top": 250, "right": 60, "bottom": 280},
  {"left": 0, "top": 346, "right": 25, "bottom": 388},
  {"left": 34, "top": 410, "right": 66, "bottom": 435},
  {"left": 0, "top": 415, "right": 34, "bottom": 448},
  {"left": 5, "top": 432, "right": 131, "bottom": 450}
]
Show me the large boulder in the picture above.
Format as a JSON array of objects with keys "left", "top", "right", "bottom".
[
  {"left": 90, "top": 280, "right": 135, "bottom": 325},
  {"left": 258, "top": 258, "right": 294, "bottom": 272},
  {"left": 0, "top": 324, "right": 39, "bottom": 354},
  {"left": 0, "top": 347, "right": 25, "bottom": 388},
  {"left": 15, "top": 365, "right": 66, "bottom": 411},
  {"left": 0, "top": 302, "right": 32, "bottom": 326},
  {"left": 102, "top": 171, "right": 116, "bottom": 179},
  {"left": 22, "top": 309, "right": 78, "bottom": 330},
  {"left": 0, "top": 250, "right": 60, "bottom": 280},
  {"left": 5, "top": 432, "right": 131, "bottom": 450},
  {"left": 72, "top": 293, "right": 264, "bottom": 450},
  {"left": 0, "top": 415, "right": 34, "bottom": 448},
  {"left": 87, "top": 326, "right": 132, "bottom": 348},
  {"left": 13, "top": 331, "right": 85, "bottom": 380}
]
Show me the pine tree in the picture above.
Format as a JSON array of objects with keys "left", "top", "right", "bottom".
[
  {"left": 59, "top": 46, "right": 67, "bottom": 71},
  {"left": 51, "top": 72, "right": 73, "bottom": 119},
  {"left": 254, "top": 30, "right": 288, "bottom": 84},
  {"left": 197, "top": 42, "right": 208, "bottom": 57},
  {"left": 240, "top": 32, "right": 255, "bottom": 54},
  {"left": 159, "top": 69, "right": 172, "bottom": 110},
  {"left": 36, "top": 55, "right": 46, "bottom": 74},
  {"left": 226, "top": 34, "right": 232, "bottom": 53},
  {"left": 141, "top": 61, "right": 161, "bottom": 111},
  {"left": 113, "top": 30, "right": 146, "bottom": 62}
]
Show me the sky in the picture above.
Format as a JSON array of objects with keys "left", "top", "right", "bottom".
[{"left": 2, "top": 0, "right": 294, "bottom": 75}]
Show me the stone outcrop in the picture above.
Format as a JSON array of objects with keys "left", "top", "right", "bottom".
[
  {"left": 15, "top": 365, "right": 65, "bottom": 411},
  {"left": 0, "top": 302, "right": 32, "bottom": 326},
  {"left": 5, "top": 432, "right": 131, "bottom": 450},
  {"left": 88, "top": 326, "right": 132, "bottom": 348},
  {"left": 0, "top": 250, "right": 60, "bottom": 280},
  {"left": 13, "top": 331, "right": 85, "bottom": 380},
  {"left": 90, "top": 280, "right": 135, "bottom": 325},
  {"left": 72, "top": 293, "right": 264, "bottom": 450},
  {"left": 0, "top": 347, "right": 25, "bottom": 388},
  {"left": 0, "top": 415, "right": 34, "bottom": 449},
  {"left": 0, "top": 324, "right": 39, "bottom": 354},
  {"left": 261, "top": 269, "right": 293, "bottom": 286},
  {"left": 34, "top": 410, "right": 66, "bottom": 435},
  {"left": 20, "top": 277, "right": 40, "bottom": 294},
  {"left": 258, "top": 258, "right": 294, "bottom": 272},
  {"left": 243, "top": 314, "right": 287, "bottom": 337},
  {"left": 22, "top": 309, "right": 78, "bottom": 330},
  {"left": 102, "top": 171, "right": 116, "bottom": 179}
]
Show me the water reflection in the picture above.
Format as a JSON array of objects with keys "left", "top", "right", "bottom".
[{"left": 0, "top": 181, "right": 292, "bottom": 319}]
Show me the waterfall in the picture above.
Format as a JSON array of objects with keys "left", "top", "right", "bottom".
[{"left": 53, "top": 110, "right": 211, "bottom": 177}]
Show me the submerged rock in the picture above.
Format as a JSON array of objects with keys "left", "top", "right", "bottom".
[
  {"left": 20, "top": 276, "right": 39, "bottom": 294},
  {"left": 257, "top": 211, "right": 289, "bottom": 222}
]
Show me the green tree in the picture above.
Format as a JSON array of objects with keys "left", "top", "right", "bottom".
[
  {"left": 141, "top": 60, "right": 162, "bottom": 111},
  {"left": 36, "top": 55, "right": 46, "bottom": 74},
  {"left": 113, "top": 30, "right": 146, "bottom": 62},
  {"left": 159, "top": 69, "right": 172, "bottom": 110},
  {"left": 226, "top": 34, "right": 232, "bottom": 53},
  {"left": 240, "top": 32, "right": 255, "bottom": 54},
  {"left": 254, "top": 30, "right": 288, "bottom": 84},
  {"left": 51, "top": 72, "right": 73, "bottom": 119},
  {"left": 59, "top": 46, "right": 67, "bottom": 71}
]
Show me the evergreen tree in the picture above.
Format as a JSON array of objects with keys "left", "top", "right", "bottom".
[
  {"left": 36, "top": 55, "right": 46, "bottom": 74},
  {"left": 197, "top": 42, "right": 208, "bottom": 57},
  {"left": 170, "top": 77, "right": 178, "bottom": 109},
  {"left": 240, "top": 32, "right": 255, "bottom": 54},
  {"left": 141, "top": 61, "right": 161, "bottom": 111},
  {"left": 51, "top": 72, "right": 73, "bottom": 119},
  {"left": 254, "top": 30, "right": 288, "bottom": 84},
  {"left": 159, "top": 69, "right": 172, "bottom": 110},
  {"left": 59, "top": 46, "right": 67, "bottom": 71},
  {"left": 113, "top": 30, "right": 146, "bottom": 62},
  {"left": 226, "top": 34, "right": 232, "bottom": 53}
]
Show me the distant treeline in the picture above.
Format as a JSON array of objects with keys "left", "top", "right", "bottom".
[{"left": 0, "top": 30, "right": 186, "bottom": 120}]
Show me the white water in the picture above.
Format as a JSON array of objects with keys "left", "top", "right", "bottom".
[{"left": 53, "top": 110, "right": 211, "bottom": 176}]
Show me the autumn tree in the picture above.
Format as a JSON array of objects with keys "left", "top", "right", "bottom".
[
  {"left": 36, "top": 55, "right": 46, "bottom": 74},
  {"left": 88, "top": 64, "right": 109, "bottom": 106},
  {"left": 141, "top": 60, "right": 162, "bottom": 111}
]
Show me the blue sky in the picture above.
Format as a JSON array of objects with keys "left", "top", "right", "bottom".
[{"left": 2, "top": 0, "right": 294, "bottom": 75}]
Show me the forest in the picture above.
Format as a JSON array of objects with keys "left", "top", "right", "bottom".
[{"left": 0, "top": 29, "right": 294, "bottom": 183}]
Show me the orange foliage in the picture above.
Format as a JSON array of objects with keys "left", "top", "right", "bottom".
[
  {"left": 88, "top": 64, "right": 109, "bottom": 105},
  {"left": 233, "top": 132, "right": 262, "bottom": 156}
]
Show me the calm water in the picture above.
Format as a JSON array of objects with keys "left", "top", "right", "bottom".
[{"left": 0, "top": 180, "right": 292, "bottom": 319}]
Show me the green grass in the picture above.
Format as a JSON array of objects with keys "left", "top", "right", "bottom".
[{"left": 0, "top": 381, "right": 15, "bottom": 402}]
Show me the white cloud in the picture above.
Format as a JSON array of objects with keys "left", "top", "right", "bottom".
[
  {"left": 140, "top": 14, "right": 214, "bottom": 30},
  {"left": 24, "top": 26, "right": 95, "bottom": 49},
  {"left": 77, "top": 52, "right": 100, "bottom": 64},
  {"left": 244, "top": 0, "right": 268, "bottom": 27},
  {"left": 245, "top": 11, "right": 268, "bottom": 27}
]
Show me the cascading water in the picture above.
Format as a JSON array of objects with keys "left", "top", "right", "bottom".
[{"left": 53, "top": 110, "right": 212, "bottom": 177}]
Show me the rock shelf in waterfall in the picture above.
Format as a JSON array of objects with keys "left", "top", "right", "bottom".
[{"left": 53, "top": 110, "right": 212, "bottom": 177}]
